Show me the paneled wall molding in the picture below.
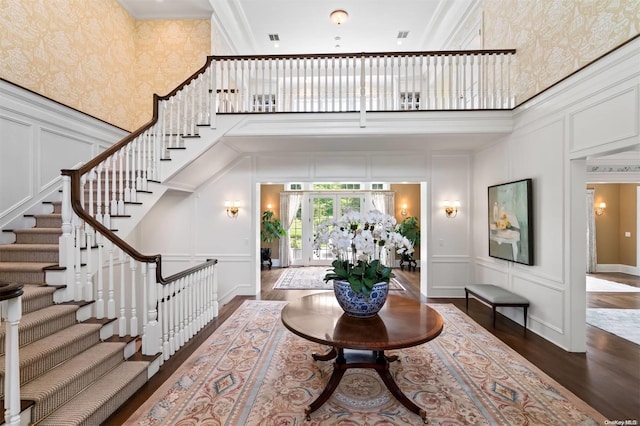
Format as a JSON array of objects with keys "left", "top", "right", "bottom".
[
  {"left": 431, "top": 255, "right": 471, "bottom": 261},
  {"left": 0, "top": 82, "right": 124, "bottom": 229},
  {"left": 510, "top": 270, "right": 565, "bottom": 292}
]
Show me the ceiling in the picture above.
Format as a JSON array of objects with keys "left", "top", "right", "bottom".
[{"left": 117, "top": 0, "right": 479, "bottom": 54}]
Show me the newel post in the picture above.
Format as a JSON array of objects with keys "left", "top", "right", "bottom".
[
  {"left": 4, "top": 294, "right": 22, "bottom": 426},
  {"left": 59, "top": 174, "right": 76, "bottom": 300},
  {"left": 142, "top": 262, "right": 160, "bottom": 356}
]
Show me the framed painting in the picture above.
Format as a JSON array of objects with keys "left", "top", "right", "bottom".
[{"left": 488, "top": 178, "right": 534, "bottom": 265}]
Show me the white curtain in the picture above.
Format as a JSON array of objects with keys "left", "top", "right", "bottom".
[
  {"left": 279, "top": 192, "right": 303, "bottom": 267},
  {"left": 371, "top": 191, "right": 394, "bottom": 215},
  {"left": 586, "top": 189, "right": 597, "bottom": 273},
  {"left": 371, "top": 191, "right": 395, "bottom": 265}
]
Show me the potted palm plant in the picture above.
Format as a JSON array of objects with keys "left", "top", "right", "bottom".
[
  {"left": 260, "top": 210, "right": 286, "bottom": 270},
  {"left": 396, "top": 216, "right": 420, "bottom": 271}
]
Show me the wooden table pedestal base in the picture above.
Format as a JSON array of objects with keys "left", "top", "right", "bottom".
[{"left": 305, "top": 348, "right": 427, "bottom": 423}]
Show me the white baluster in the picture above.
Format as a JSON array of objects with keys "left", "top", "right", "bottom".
[
  {"left": 210, "top": 59, "right": 217, "bottom": 127},
  {"left": 103, "top": 158, "right": 111, "bottom": 229},
  {"left": 74, "top": 214, "right": 82, "bottom": 301},
  {"left": 95, "top": 163, "right": 103, "bottom": 224},
  {"left": 59, "top": 175, "right": 73, "bottom": 271},
  {"left": 212, "top": 263, "right": 218, "bottom": 318},
  {"left": 111, "top": 153, "right": 118, "bottom": 217},
  {"left": 119, "top": 249, "right": 127, "bottom": 337},
  {"left": 118, "top": 149, "right": 125, "bottom": 215},
  {"left": 178, "top": 277, "right": 185, "bottom": 347},
  {"left": 107, "top": 240, "right": 115, "bottom": 318},
  {"left": 95, "top": 232, "right": 104, "bottom": 319},
  {"left": 130, "top": 257, "right": 138, "bottom": 337},
  {"left": 169, "top": 280, "right": 176, "bottom": 356},
  {"left": 84, "top": 225, "right": 93, "bottom": 301},
  {"left": 162, "top": 283, "right": 170, "bottom": 360},
  {"left": 124, "top": 145, "right": 131, "bottom": 202}
]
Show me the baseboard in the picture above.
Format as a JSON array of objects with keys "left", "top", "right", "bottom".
[{"left": 596, "top": 264, "right": 640, "bottom": 276}]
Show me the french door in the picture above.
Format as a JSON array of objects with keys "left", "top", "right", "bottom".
[{"left": 304, "top": 193, "right": 365, "bottom": 265}]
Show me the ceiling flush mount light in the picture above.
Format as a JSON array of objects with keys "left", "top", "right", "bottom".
[
  {"left": 225, "top": 200, "right": 240, "bottom": 218},
  {"left": 329, "top": 9, "right": 349, "bottom": 26},
  {"left": 595, "top": 202, "right": 606, "bottom": 216},
  {"left": 443, "top": 200, "right": 460, "bottom": 218}
]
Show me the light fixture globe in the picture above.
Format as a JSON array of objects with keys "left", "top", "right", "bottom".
[{"left": 329, "top": 9, "right": 349, "bottom": 25}]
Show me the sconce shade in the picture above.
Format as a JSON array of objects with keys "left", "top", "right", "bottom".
[
  {"left": 595, "top": 202, "right": 606, "bottom": 216},
  {"left": 225, "top": 200, "right": 240, "bottom": 218},
  {"left": 400, "top": 203, "right": 408, "bottom": 216},
  {"left": 443, "top": 200, "right": 460, "bottom": 218}
]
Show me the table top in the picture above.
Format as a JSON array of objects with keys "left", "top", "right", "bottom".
[{"left": 281, "top": 293, "right": 444, "bottom": 351}]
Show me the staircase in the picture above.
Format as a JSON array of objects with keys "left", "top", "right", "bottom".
[{"left": 0, "top": 200, "right": 151, "bottom": 425}]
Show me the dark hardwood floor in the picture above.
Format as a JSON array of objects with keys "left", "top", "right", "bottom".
[{"left": 107, "top": 269, "right": 640, "bottom": 424}]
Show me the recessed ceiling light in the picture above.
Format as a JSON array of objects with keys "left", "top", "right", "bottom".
[
  {"left": 274, "top": 43, "right": 279, "bottom": 48},
  {"left": 397, "top": 40, "right": 402, "bottom": 45}
]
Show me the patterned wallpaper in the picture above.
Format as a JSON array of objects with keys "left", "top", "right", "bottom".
[
  {"left": 133, "top": 20, "right": 211, "bottom": 128},
  {"left": 0, "top": 0, "right": 211, "bottom": 131},
  {"left": 483, "top": 0, "right": 640, "bottom": 104},
  {"left": 0, "top": 0, "right": 136, "bottom": 129}
]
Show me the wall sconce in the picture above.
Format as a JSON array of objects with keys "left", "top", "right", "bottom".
[
  {"left": 266, "top": 203, "right": 272, "bottom": 211},
  {"left": 595, "top": 202, "right": 606, "bottom": 216},
  {"left": 443, "top": 200, "right": 460, "bottom": 218},
  {"left": 400, "top": 203, "right": 408, "bottom": 216},
  {"left": 225, "top": 200, "right": 239, "bottom": 218}
]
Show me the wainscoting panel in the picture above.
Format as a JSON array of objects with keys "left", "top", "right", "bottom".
[
  {"left": 570, "top": 85, "right": 638, "bottom": 153},
  {"left": 39, "top": 127, "right": 93, "bottom": 189},
  {"left": 0, "top": 115, "right": 33, "bottom": 217},
  {"left": 429, "top": 255, "right": 472, "bottom": 297}
]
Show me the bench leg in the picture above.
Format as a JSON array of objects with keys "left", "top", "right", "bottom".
[
  {"left": 492, "top": 306, "right": 497, "bottom": 328},
  {"left": 523, "top": 306, "right": 528, "bottom": 332},
  {"left": 465, "top": 290, "right": 469, "bottom": 311}
]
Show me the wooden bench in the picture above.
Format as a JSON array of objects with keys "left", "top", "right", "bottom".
[{"left": 465, "top": 284, "right": 529, "bottom": 330}]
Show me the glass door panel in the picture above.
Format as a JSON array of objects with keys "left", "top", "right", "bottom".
[{"left": 310, "top": 196, "right": 335, "bottom": 264}]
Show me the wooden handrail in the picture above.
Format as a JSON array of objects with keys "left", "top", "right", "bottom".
[
  {"left": 204, "top": 49, "right": 517, "bottom": 61},
  {"left": 0, "top": 282, "right": 23, "bottom": 301}
]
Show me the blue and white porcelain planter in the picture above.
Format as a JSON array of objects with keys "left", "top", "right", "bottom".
[{"left": 333, "top": 280, "right": 389, "bottom": 318}]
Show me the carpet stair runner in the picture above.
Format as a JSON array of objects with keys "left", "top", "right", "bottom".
[{"left": 0, "top": 199, "right": 150, "bottom": 425}]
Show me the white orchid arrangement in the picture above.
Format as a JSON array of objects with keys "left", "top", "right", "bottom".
[{"left": 314, "top": 209, "right": 414, "bottom": 295}]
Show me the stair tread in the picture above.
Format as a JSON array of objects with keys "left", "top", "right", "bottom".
[
  {"left": 37, "top": 361, "right": 149, "bottom": 425},
  {"left": 0, "top": 243, "right": 59, "bottom": 251},
  {"left": 21, "top": 284, "right": 57, "bottom": 299},
  {"left": 0, "top": 261, "right": 57, "bottom": 271},
  {"left": 21, "top": 342, "right": 127, "bottom": 423},
  {"left": 0, "top": 304, "right": 77, "bottom": 336},
  {"left": 0, "top": 323, "right": 102, "bottom": 374},
  {"left": 12, "top": 228, "right": 62, "bottom": 234}
]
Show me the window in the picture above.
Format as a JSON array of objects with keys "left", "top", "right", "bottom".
[
  {"left": 400, "top": 92, "right": 420, "bottom": 110},
  {"left": 253, "top": 94, "right": 276, "bottom": 112},
  {"left": 371, "top": 183, "right": 385, "bottom": 190},
  {"left": 313, "top": 183, "right": 361, "bottom": 190},
  {"left": 288, "top": 183, "right": 302, "bottom": 191}
]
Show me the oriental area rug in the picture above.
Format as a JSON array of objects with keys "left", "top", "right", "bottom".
[
  {"left": 125, "top": 301, "right": 605, "bottom": 425},
  {"left": 273, "top": 266, "right": 405, "bottom": 291}
]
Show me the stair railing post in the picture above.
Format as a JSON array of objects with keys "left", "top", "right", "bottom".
[
  {"left": 142, "top": 262, "right": 160, "bottom": 356},
  {"left": 59, "top": 174, "right": 75, "bottom": 278},
  {"left": 3, "top": 293, "right": 22, "bottom": 426}
]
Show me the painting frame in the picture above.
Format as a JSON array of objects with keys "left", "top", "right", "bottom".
[{"left": 488, "top": 178, "right": 534, "bottom": 265}]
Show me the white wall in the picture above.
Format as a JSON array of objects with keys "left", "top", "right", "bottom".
[
  {"left": 0, "top": 80, "right": 126, "bottom": 232},
  {"left": 473, "top": 38, "right": 640, "bottom": 351}
]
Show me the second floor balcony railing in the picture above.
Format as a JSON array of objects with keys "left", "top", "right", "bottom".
[{"left": 210, "top": 49, "right": 516, "bottom": 115}]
